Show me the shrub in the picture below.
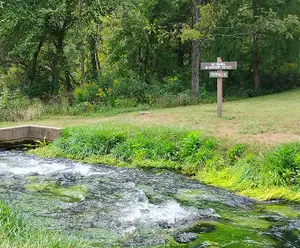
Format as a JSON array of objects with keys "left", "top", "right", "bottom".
[
  {"left": 0, "top": 88, "right": 43, "bottom": 122},
  {"left": 263, "top": 143, "right": 300, "bottom": 185},
  {"left": 228, "top": 144, "right": 246, "bottom": 163},
  {"left": 74, "top": 83, "right": 99, "bottom": 103}
]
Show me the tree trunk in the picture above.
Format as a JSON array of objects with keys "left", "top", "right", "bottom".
[
  {"left": 28, "top": 37, "right": 45, "bottom": 84},
  {"left": 54, "top": 31, "right": 72, "bottom": 93},
  {"left": 65, "top": 70, "right": 72, "bottom": 92},
  {"left": 89, "top": 35, "right": 98, "bottom": 80},
  {"left": 96, "top": 51, "right": 101, "bottom": 77},
  {"left": 192, "top": 40, "right": 200, "bottom": 97},
  {"left": 191, "top": 0, "right": 201, "bottom": 97},
  {"left": 252, "top": 34, "right": 260, "bottom": 89},
  {"left": 252, "top": 0, "right": 260, "bottom": 89},
  {"left": 139, "top": 46, "right": 143, "bottom": 76},
  {"left": 80, "top": 50, "right": 85, "bottom": 83},
  {"left": 177, "top": 38, "right": 184, "bottom": 68},
  {"left": 144, "top": 46, "right": 150, "bottom": 83},
  {"left": 79, "top": 0, "right": 85, "bottom": 83}
]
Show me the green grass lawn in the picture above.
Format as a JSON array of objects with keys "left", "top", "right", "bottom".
[{"left": 2, "top": 89, "right": 300, "bottom": 146}]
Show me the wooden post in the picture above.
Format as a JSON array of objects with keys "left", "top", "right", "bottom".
[
  {"left": 217, "top": 57, "right": 223, "bottom": 118},
  {"left": 201, "top": 59, "right": 237, "bottom": 117}
]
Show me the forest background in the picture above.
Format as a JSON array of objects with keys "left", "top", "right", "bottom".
[{"left": 0, "top": 0, "right": 300, "bottom": 121}]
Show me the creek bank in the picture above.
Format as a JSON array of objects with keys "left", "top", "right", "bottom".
[{"left": 31, "top": 125, "right": 300, "bottom": 202}]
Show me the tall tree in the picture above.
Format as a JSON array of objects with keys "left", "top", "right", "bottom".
[
  {"left": 252, "top": 0, "right": 260, "bottom": 89},
  {"left": 191, "top": 0, "right": 201, "bottom": 97},
  {"left": 182, "top": 0, "right": 215, "bottom": 97}
]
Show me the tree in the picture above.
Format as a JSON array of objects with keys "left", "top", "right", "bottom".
[
  {"left": 182, "top": 0, "right": 215, "bottom": 97},
  {"left": 0, "top": 0, "right": 299, "bottom": 103},
  {"left": 252, "top": 0, "right": 260, "bottom": 89}
]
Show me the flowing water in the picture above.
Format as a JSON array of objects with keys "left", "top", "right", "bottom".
[{"left": 0, "top": 150, "right": 299, "bottom": 247}]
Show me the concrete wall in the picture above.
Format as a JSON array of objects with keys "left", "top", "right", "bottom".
[{"left": 0, "top": 125, "right": 62, "bottom": 145}]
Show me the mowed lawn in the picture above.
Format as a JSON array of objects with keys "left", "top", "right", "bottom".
[{"left": 1, "top": 89, "right": 300, "bottom": 146}]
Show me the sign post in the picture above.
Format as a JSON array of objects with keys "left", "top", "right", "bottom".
[
  {"left": 217, "top": 57, "right": 223, "bottom": 118},
  {"left": 201, "top": 58, "right": 237, "bottom": 118}
]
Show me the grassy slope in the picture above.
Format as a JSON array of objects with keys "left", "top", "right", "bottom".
[{"left": 1, "top": 89, "right": 300, "bottom": 146}]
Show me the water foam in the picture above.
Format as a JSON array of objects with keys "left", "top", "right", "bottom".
[
  {"left": 0, "top": 153, "right": 101, "bottom": 176},
  {"left": 120, "top": 200, "right": 197, "bottom": 225}
]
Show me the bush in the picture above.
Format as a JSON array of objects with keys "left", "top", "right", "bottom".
[
  {"left": 228, "top": 144, "right": 246, "bottom": 163},
  {"left": 74, "top": 83, "right": 99, "bottom": 103},
  {"left": 263, "top": 143, "right": 300, "bottom": 185},
  {"left": 0, "top": 88, "right": 43, "bottom": 122}
]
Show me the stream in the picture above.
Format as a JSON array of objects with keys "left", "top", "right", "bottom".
[{"left": 0, "top": 150, "right": 299, "bottom": 247}]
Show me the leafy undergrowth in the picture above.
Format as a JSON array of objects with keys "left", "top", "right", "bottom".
[
  {"left": 200, "top": 142, "right": 300, "bottom": 202},
  {"left": 32, "top": 125, "right": 300, "bottom": 202},
  {"left": 0, "top": 201, "right": 85, "bottom": 248}
]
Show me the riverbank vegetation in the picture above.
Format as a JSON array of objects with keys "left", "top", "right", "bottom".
[
  {"left": 32, "top": 124, "right": 300, "bottom": 202},
  {"left": 0, "top": 201, "right": 83, "bottom": 248}
]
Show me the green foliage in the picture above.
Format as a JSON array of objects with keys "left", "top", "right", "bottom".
[
  {"left": 228, "top": 144, "right": 246, "bottom": 163},
  {"left": 25, "top": 183, "right": 87, "bottom": 202},
  {"left": 1, "top": 0, "right": 300, "bottom": 114},
  {"left": 36, "top": 126, "right": 219, "bottom": 175},
  {"left": 74, "top": 82, "right": 99, "bottom": 103},
  {"left": 33, "top": 125, "right": 300, "bottom": 202},
  {"left": 54, "top": 126, "right": 127, "bottom": 158},
  {"left": 0, "top": 201, "right": 84, "bottom": 247},
  {"left": 263, "top": 143, "right": 300, "bottom": 185},
  {"left": 0, "top": 88, "right": 42, "bottom": 122},
  {"left": 181, "top": 3, "right": 217, "bottom": 42}
]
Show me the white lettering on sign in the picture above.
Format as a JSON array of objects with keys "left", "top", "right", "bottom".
[
  {"left": 201, "top": 62, "right": 237, "bottom": 70},
  {"left": 209, "top": 71, "right": 228, "bottom": 78}
]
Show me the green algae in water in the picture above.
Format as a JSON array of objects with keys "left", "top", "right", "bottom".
[
  {"left": 192, "top": 221, "right": 277, "bottom": 248},
  {"left": 137, "top": 184, "right": 170, "bottom": 204},
  {"left": 78, "top": 228, "right": 120, "bottom": 247},
  {"left": 185, "top": 222, "right": 217, "bottom": 234},
  {"left": 220, "top": 209, "right": 272, "bottom": 230},
  {"left": 175, "top": 189, "right": 204, "bottom": 205},
  {"left": 2, "top": 151, "right": 300, "bottom": 247},
  {"left": 25, "top": 175, "right": 39, "bottom": 183},
  {"left": 231, "top": 216, "right": 271, "bottom": 230},
  {"left": 257, "top": 204, "right": 300, "bottom": 218},
  {"left": 25, "top": 183, "right": 87, "bottom": 202}
]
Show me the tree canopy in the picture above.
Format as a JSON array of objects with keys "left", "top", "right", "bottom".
[{"left": 0, "top": 0, "right": 299, "bottom": 102}]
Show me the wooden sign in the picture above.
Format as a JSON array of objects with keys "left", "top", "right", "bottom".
[
  {"left": 201, "top": 58, "right": 238, "bottom": 118},
  {"left": 201, "top": 62, "right": 237, "bottom": 70},
  {"left": 209, "top": 71, "right": 228, "bottom": 78}
]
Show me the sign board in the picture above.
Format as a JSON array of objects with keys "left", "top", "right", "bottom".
[
  {"left": 201, "top": 58, "right": 238, "bottom": 118},
  {"left": 201, "top": 62, "right": 237, "bottom": 70},
  {"left": 209, "top": 71, "right": 228, "bottom": 78}
]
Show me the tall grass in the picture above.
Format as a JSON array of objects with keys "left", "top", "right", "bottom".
[
  {"left": 0, "top": 201, "right": 85, "bottom": 248},
  {"left": 32, "top": 125, "right": 300, "bottom": 202},
  {"left": 33, "top": 125, "right": 219, "bottom": 174}
]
